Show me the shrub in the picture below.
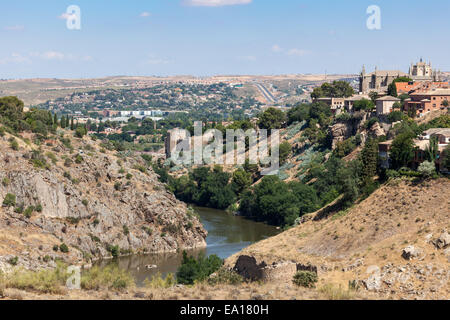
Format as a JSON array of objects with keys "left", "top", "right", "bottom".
[
  {"left": 123, "top": 225, "right": 129, "bottom": 235},
  {"left": 106, "top": 244, "right": 120, "bottom": 258},
  {"left": 24, "top": 206, "right": 34, "bottom": 218},
  {"left": 292, "top": 271, "right": 318, "bottom": 288},
  {"left": 9, "top": 138, "right": 19, "bottom": 151},
  {"left": 207, "top": 268, "right": 244, "bottom": 286},
  {"left": 3, "top": 263, "right": 67, "bottom": 294},
  {"left": 126, "top": 173, "right": 133, "bottom": 180},
  {"left": 66, "top": 217, "right": 80, "bottom": 224},
  {"left": 1, "top": 177, "right": 10, "bottom": 187},
  {"left": 144, "top": 272, "right": 175, "bottom": 289},
  {"left": 82, "top": 199, "right": 88, "bottom": 206},
  {"left": 52, "top": 245, "right": 59, "bottom": 252},
  {"left": 418, "top": 161, "right": 436, "bottom": 178},
  {"left": 80, "top": 265, "right": 134, "bottom": 291},
  {"left": 75, "top": 154, "right": 84, "bottom": 164},
  {"left": 59, "top": 243, "right": 69, "bottom": 253},
  {"left": 35, "top": 203, "right": 43, "bottom": 212},
  {"left": 176, "top": 251, "right": 223, "bottom": 285},
  {"left": 8, "top": 256, "right": 19, "bottom": 266},
  {"left": 3, "top": 193, "right": 16, "bottom": 207}
]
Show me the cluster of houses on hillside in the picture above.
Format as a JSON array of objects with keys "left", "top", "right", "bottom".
[
  {"left": 315, "top": 59, "right": 450, "bottom": 118},
  {"left": 379, "top": 128, "right": 450, "bottom": 173},
  {"left": 314, "top": 59, "right": 449, "bottom": 173}
]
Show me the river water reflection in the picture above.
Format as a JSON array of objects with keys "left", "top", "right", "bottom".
[{"left": 96, "top": 206, "right": 279, "bottom": 286}]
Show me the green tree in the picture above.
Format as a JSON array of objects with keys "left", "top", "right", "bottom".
[
  {"left": 0, "top": 96, "right": 24, "bottom": 131},
  {"left": 360, "top": 138, "right": 378, "bottom": 183},
  {"left": 425, "top": 136, "right": 439, "bottom": 162},
  {"left": 390, "top": 132, "right": 415, "bottom": 169},
  {"left": 311, "top": 81, "right": 354, "bottom": 99},
  {"left": 231, "top": 169, "right": 253, "bottom": 195},
  {"left": 353, "top": 98, "right": 375, "bottom": 111},
  {"left": 257, "top": 107, "right": 286, "bottom": 130},
  {"left": 176, "top": 251, "right": 223, "bottom": 285},
  {"left": 369, "top": 91, "right": 379, "bottom": 104},
  {"left": 279, "top": 141, "right": 292, "bottom": 165}
]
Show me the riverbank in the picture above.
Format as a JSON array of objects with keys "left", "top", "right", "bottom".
[{"left": 94, "top": 206, "right": 279, "bottom": 286}]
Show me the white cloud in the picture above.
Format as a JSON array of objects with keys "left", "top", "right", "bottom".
[
  {"left": 143, "top": 55, "right": 171, "bottom": 65},
  {"left": 4, "top": 25, "right": 25, "bottom": 31},
  {"left": 0, "top": 53, "right": 31, "bottom": 65},
  {"left": 184, "top": 0, "right": 252, "bottom": 7},
  {"left": 287, "top": 48, "right": 310, "bottom": 57},
  {"left": 0, "top": 51, "right": 92, "bottom": 65},
  {"left": 140, "top": 12, "right": 151, "bottom": 17},
  {"left": 41, "top": 51, "right": 66, "bottom": 60},
  {"left": 271, "top": 44, "right": 283, "bottom": 53}
]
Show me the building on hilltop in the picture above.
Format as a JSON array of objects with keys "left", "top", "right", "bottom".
[
  {"left": 408, "top": 58, "right": 442, "bottom": 82},
  {"left": 403, "top": 88, "right": 450, "bottom": 117},
  {"left": 375, "top": 95, "right": 401, "bottom": 115},
  {"left": 359, "top": 65, "right": 408, "bottom": 94}
]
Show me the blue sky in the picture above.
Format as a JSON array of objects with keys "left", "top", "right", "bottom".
[{"left": 0, "top": 0, "right": 449, "bottom": 79}]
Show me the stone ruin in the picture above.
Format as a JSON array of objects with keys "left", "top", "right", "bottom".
[{"left": 233, "top": 255, "right": 317, "bottom": 282}]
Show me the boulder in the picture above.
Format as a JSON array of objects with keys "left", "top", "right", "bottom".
[
  {"left": 401, "top": 246, "right": 422, "bottom": 260},
  {"left": 433, "top": 231, "right": 450, "bottom": 249}
]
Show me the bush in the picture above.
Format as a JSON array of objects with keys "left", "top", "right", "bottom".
[
  {"left": 123, "top": 225, "right": 129, "bottom": 235},
  {"left": 81, "top": 265, "right": 134, "bottom": 291},
  {"left": 1, "top": 177, "right": 10, "bottom": 187},
  {"left": 3, "top": 193, "right": 16, "bottom": 207},
  {"left": 144, "top": 272, "right": 175, "bottom": 289},
  {"left": 176, "top": 251, "right": 223, "bottom": 285},
  {"left": 207, "top": 268, "right": 244, "bottom": 286},
  {"left": 75, "top": 154, "right": 84, "bottom": 164},
  {"left": 8, "top": 256, "right": 19, "bottom": 266},
  {"left": 292, "top": 271, "right": 318, "bottom": 288},
  {"left": 106, "top": 244, "right": 120, "bottom": 258},
  {"left": 59, "top": 243, "right": 69, "bottom": 253},
  {"left": 3, "top": 263, "right": 67, "bottom": 294},
  {"left": 9, "top": 138, "right": 19, "bottom": 151},
  {"left": 24, "top": 206, "right": 34, "bottom": 218},
  {"left": 418, "top": 161, "right": 436, "bottom": 178}
]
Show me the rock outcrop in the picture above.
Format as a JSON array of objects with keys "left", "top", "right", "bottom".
[{"left": 0, "top": 133, "right": 207, "bottom": 269}]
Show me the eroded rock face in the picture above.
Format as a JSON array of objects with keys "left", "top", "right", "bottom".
[{"left": 0, "top": 137, "right": 207, "bottom": 268}]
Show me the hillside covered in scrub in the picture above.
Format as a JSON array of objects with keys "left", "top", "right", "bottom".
[
  {"left": 226, "top": 178, "right": 450, "bottom": 300},
  {"left": 0, "top": 96, "right": 207, "bottom": 272}
]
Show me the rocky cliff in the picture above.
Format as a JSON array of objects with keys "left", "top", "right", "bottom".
[{"left": 0, "top": 131, "right": 207, "bottom": 271}]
